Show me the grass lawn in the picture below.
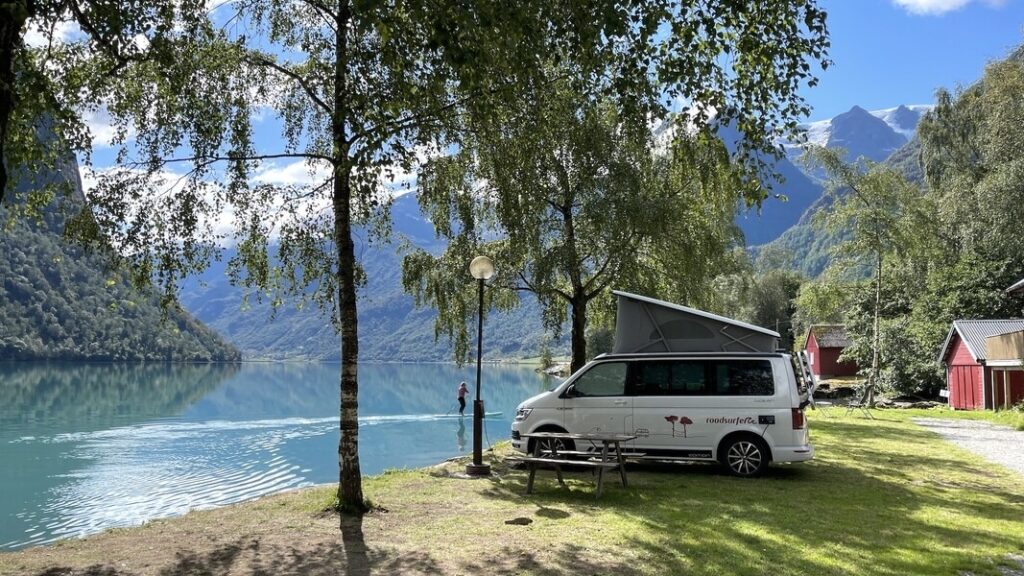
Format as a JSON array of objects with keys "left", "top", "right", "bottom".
[{"left": 2, "top": 411, "right": 1023, "bottom": 575}]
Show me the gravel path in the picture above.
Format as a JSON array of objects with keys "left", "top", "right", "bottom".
[{"left": 912, "top": 417, "right": 1024, "bottom": 477}]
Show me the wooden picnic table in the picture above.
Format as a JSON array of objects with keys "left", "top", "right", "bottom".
[{"left": 508, "top": 432, "right": 639, "bottom": 498}]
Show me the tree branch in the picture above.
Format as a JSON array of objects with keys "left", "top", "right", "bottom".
[
  {"left": 150, "top": 152, "right": 335, "bottom": 165},
  {"left": 298, "top": 0, "right": 340, "bottom": 31},
  {"left": 582, "top": 255, "right": 613, "bottom": 294},
  {"left": 245, "top": 53, "right": 333, "bottom": 116},
  {"left": 73, "top": 0, "right": 150, "bottom": 76}
]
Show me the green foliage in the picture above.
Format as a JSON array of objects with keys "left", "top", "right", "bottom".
[
  {"left": 1, "top": 1, "right": 191, "bottom": 210},
  {"left": 920, "top": 57, "right": 1024, "bottom": 263},
  {"left": 539, "top": 342, "right": 554, "bottom": 371},
  {"left": 585, "top": 325, "right": 615, "bottom": 361},
  {"left": 799, "top": 147, "right": 934, "bottom": 400},
  {"left": 0, "top": 158, "right": 239, "bottom": 362},
  {"left": 792, "top": 274, "right": 852, "bottom": 341},
  {"left": 403, "top": 75, "right": 748, "bottom": 370},
  {"left": 711, "top": 255, "right": 805, "bottom": 350}
]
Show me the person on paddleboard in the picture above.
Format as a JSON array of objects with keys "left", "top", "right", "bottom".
[{"left": 457, "top": 382, "right": 470, "bottom": 416}]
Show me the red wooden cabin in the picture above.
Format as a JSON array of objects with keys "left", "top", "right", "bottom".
[
  {"left": 804, "top": 325, "right": 858, "bottom": 378},
  {"left": 938, "top": 320, "right": 1024, "bottom": 410}
]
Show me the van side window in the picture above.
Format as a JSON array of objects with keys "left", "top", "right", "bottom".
[
  {"left": 671, "top": 361, "right": 708, "bottom": 394},
  {"left": 633, "top": 362, "right": 672, "bottom": 395},
  {"left": 714, "top": 360, "right": 774, "bottom": 396},
  {"left": 572, "top": 362, "right": 627, "bottom": 397},
  {"left": 633, "top": 361, "right": 709, "bottom": 395}
]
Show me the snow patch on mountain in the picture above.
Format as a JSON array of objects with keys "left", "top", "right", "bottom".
[{"left": 869, "top": 104, "right": 934, "bottom": 140}]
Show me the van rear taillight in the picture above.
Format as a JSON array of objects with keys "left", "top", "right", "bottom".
[{"left": 792, "top": 408, "right": 805, "bottom": 429}]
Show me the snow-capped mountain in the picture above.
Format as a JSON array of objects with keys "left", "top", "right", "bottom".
[
  {"left": 737, "top": 103, "right": 933, "bottom": 247},
  {"left": 783, "top": 104, "right": 933, "bottom": 165}
]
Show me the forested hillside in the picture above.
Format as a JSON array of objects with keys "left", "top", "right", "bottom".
[
  {"left": 755, "top": 131, "right": 925, "bottom": 277},
  {"left": 178, "top": 194, "right": 562, "bottom": 361},
  {"left": 0, "top": 156, "right": 240, "bottom": 362},
  {"left": 791, "top": 46, "right": 1024, "bottom": 396}
]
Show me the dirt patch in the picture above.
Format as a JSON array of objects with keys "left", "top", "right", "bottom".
[{"left": 0, "top": 459, "right": 634, "bottom": 576}]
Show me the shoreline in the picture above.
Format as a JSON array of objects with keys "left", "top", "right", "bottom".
[{"left": 3, "top": 415, "right": 1024, "bottom": 576}]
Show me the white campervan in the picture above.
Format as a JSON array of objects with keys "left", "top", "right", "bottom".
[
  {"left": 510, "top": 352, "right": 813, "bottom": 476},
  {"left": 510, "top": 291, "right": 814, "bottom": 477}
]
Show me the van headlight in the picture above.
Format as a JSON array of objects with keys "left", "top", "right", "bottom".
[{"left": 514, "top": 408, "right": 533, "bottom": 421}]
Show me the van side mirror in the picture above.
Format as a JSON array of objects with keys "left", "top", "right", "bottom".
[{"left": 562, "top": 384, "right": 578, "bottom": 398}]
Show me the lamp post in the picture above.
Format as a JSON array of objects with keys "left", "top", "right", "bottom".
[{"left": 466, "top": 255, "right": 494, "bottom": 476}]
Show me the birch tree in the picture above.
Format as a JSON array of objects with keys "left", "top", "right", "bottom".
[
  {"left": 806, "top": 146, "right": 933, "bottom": 405},
  {"left": 402, "top": 78, "right": 748, "bottom": 372}
]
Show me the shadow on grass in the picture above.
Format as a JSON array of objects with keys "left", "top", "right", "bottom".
[
  {"left": 480, "top": 417, "right": 1024, "bottom": 575},
  {"left": 28, "top": 514, "right": 442, "bottom": 576}
]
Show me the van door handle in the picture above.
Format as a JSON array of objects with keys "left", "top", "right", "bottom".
[{"left": 613, "top": 400, "right": 628, "bottom": 406}]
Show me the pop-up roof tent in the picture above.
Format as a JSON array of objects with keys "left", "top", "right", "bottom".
[{"left": 611, "top": 291, "right": 781, "bottom": 354}]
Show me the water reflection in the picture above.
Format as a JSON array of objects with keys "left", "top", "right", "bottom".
[
  {"left": 456, "top": 418, "right": 466, "bottom": 452},
  {"left": 0, "top": 362, "right": 238, "bottom": 433},
  {"left": 0, "top": 362, "right": 552, "bottom": 550}
]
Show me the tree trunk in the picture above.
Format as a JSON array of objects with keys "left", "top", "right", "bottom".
[
  {"left": 868, "top": 253, "right": 882, "bottom": 407},
  {"left": 0, "top": 1, "right": 32, "bottom": 204},
  {"left": 570, "top": 294, "right": 587, "bottom": 374},
  {"left": 558, "top": 195, "right": 588, "bottom": 374},
  {"left": 333, "top": 0, "right": 365, "bottom": 513}
]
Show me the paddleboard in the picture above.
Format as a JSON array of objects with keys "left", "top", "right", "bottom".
[{"left": 438, "top": 412, "right": 502, "bottom": 419}]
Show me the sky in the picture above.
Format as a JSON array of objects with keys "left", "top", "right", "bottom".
[
  {"left": 803, "top": 0, "right": 1024, "bottom": 120},
  {"left": 63, "top": 0, "right": 1024, "bottom": 192}
]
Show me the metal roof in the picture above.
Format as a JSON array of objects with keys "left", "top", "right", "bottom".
[
  {"left": 1007, "top": 278, "right": 1024, "bottom": 294},
  {"left": 808, "top": 324, "right": 851, "bottom": 348},
  {"left": 938, "top": 319, "right": 1024, "bottom": 363}
]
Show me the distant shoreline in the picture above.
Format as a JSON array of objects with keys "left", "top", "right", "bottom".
[{"left": 0, "top": 357, "right": 552, "bottom": 365}]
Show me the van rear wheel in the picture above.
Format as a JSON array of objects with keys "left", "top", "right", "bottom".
[
  {"left": 721, "top": 436, "right": 769, "bottom": 477},
  {"left": 530, "top": 436, "right": 575, "bottom": 456}
]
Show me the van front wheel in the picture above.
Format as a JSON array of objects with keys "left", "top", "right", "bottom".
[{"left": 721, "top": 436, "right": 769, "bottom": 477}]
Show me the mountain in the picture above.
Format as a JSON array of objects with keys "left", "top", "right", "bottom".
[
  {"left": 178, "top": 193, "right": 561, "bottom": 361},
  {"left": 734, "top": 150, "right": 825, "bottom": 247},
  {"left": 756, "top": 134, "right": 926, "bottom": 278},
  {"left": 784, "top": 104, "right": 931, "bottom": 164},
  {"left": 730, "top": 105, "right": 929, "bottom": 247},
  {"left": 0, "top": 153, "right": 241, "bottom": 362}
]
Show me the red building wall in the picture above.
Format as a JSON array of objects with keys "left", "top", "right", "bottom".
[
  {"left": 945, "top": 334, "right": 983, "bottom": 410},
  {"left": 805, "top": 331, "right": 859, "bottom": 377}
]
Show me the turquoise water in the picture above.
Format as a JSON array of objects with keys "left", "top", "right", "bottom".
[{"left": 0, "top": 362, "right": 553, "bottom": 550}]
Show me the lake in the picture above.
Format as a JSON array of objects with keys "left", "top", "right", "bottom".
[{"left": 0, "top": 362, "right": 554, "bottom": 550}]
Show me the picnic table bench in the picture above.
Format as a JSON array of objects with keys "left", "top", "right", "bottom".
[{"left": 508, "top": 432, "right": 639, "bottom": 498}]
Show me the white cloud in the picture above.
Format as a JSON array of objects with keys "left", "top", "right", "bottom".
[
  {"left": 22, "top": 20, "right": 80, "bottom": 48},
  {"left": 892, "top": 0, "right": 1005, "bottom": 15},
  {"left": 253, "top": 160, "right": 334, "bottom": 186},
  {"left": 82, "top": 108, "right": 132, "bottom": 148},
  {"left": 252, "top": 153, "right": 429, "bottom": 199}
]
